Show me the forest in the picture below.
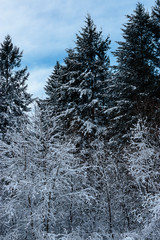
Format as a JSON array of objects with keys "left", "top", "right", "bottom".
[{"left": 0, "top": 1, "right": 160, "bottom": 240}]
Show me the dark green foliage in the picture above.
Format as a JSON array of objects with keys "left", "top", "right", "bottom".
[
  {"left": 45, "top": 15, "right": 111, "bottom": 139},
  {"left": 152, "top": 0, "right": 160, "bottom": 72},
  {"left": 114, "top": 3, "right": 158, "bottom": 96},
  {"left": 109, "top": 3, "right": 160, "bottom": 142},
  {"left": 75, "top": 14, "right": 110, "bottom": 75},
  {"left": 44, "top": 61, "right": 64, "bottom": 114},
  {"left": 0, "top": 35, "right": 32, "bottom": 135}
]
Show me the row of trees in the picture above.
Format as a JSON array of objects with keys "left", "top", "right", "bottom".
[
  {"left": 44, "top": 2, "right": 160, "bottom": 144},
  {"left": 0, "top": 1, "right": 160, "bottom": 239}
]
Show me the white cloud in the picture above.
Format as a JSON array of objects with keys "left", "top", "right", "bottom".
[
  {"left": 0, "top": 0, "right": 83, "bottom": 55},
  {"left": 0, "top": 0, "right": 155, "bottom": 55}
]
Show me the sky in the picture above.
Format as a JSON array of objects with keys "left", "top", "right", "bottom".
[{"left": 0, "top": 0, "right": 156, "bottom": 98}]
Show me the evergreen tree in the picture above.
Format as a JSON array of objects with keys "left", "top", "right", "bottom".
[
  {"left": 75, "top": 14, "right": 110, "bottom": 78},
  {"left": 152, "top": 0, "right": 160, "bottom": 73},
  {"left": 45, "top": 15, "right": 111, "bottom": 140},
  {"left": 109, "top": 3, "right": 160, "bottom": 141},
  {"left": 114, "top": 3, "right": 158, "bottom": 95},
  {"left": 45, "top": 61, "right": 62, "bottom": 105},
  {"left": 0, "top": 35, "right": 32, "bottom": 136}
]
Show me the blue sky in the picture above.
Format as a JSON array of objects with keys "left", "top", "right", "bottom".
[{"left": 0, "top": 0, "right": 156, "bottom": 98}]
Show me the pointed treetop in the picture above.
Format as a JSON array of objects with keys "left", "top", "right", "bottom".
[
  {"left": 152, "top": 0, "right": 160, "bottom": 22},
  {"left": 0, "top": 35, "right": 23, "bottom": 73},
  {"left": 75, "top": 14, "right": 110, "bottom": 70}
]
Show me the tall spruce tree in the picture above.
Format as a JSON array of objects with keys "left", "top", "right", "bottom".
[
  {"left": 45, "top": 15, "right": 111, "bottom": 140},
  {"left": 152, "top": 0, "right": 160, "bottom": 73},
  {"left": 0, "top": 35, "right": 32, "bottom": 136},
  {"left": 114, "top": 3, "right": 158, "bottom": 96},
  {"left": 44, "top": 61, "right": 64, "bottom": 116},
  {"left": 110, "top": 3, "right": 160, "bottom": 141}
]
